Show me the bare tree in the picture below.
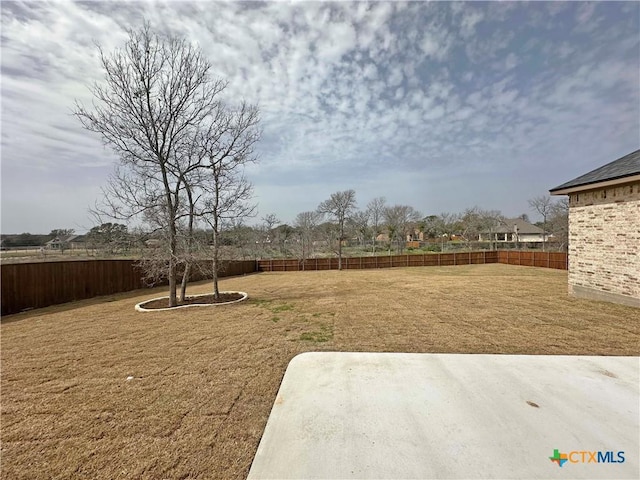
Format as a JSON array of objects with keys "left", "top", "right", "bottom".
[
  {"left": 460, "top": 207, "right": 504, "bottom": 250},
  {"left": 383, "top": 205, "right": 421, "bottom": 254},
  {"left": 198, "top": 102, "right": 261, "bottom": 299},
  {"left": 528, "top": 195, "right": 553, "bottom": 251},
  {"left": 349, "top": 210, "right": 370, "bottom": 248},
  {"left": 86, "top": 223, "right": 129, "bottom": 255},
  {"left": 481, "top": 209, "right": 505, "bottom": 251},
  {"left": 547, "top": 198, "right": 569, "bottom": 251},
  {"left": 316, "top": 221, "right": 339, "bottom": 257},
  {"left": 421, "top": 215, "right": 441, "bottom": 239},
  {"left": 438, "top": 212, "right": 461, "bottom": 251},
  {"left": 75, "top": 24, "right": 226, "bottom": 307},
  {"left": 294, "top": 211, "right": 321, "bottom": 262},
  {"left": 223, "top": 219, "right": 257, "bottom": 260},
  {"left": 260, "top": 213, "right": 280, "bottom": 258},
  {"left": 366, "top": 197, "right": 386, "bottom": 254},
  {"left": 317, "top": 190, "right": 357, "bottom": 270}
]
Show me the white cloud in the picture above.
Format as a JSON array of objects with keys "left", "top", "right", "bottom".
[
  {"left": 1, "top": 1, "right": 638, "bottom": 232},
  {"left": 459, "top": 9, "right": 484, "bottom": 38}
]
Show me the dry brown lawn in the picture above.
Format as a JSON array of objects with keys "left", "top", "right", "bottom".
[{"left": 2, "top": 264, "right": 639, "bottom": 479}]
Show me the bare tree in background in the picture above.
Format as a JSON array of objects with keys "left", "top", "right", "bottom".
[
  {"left": 528, "top": 195, "right": 553, "bottom": 251},
  {"left": 421, "top": 215, "right": 441, "bottom": 239},
  {"left": 547, "top": 198, "right": 569, "bottom": 251},
  {"left": 294, "top": 211, "right": 321, "bottom": 263},
  {"left": 349, "top": 210, "right": 370, "bottom": 248},
  {"left": 86, "top": 223, "right": 129, "bottom": 255},
  {"left": 460, "top": 207, "right": 504, "bottom": 250},
  {"left": 75, "top": 24, "right": 227, "bottom": 307},
  {"left": 366, "top": 196, "right": 386, "bottom": 254},
  {"left": 481, "top": 209, "right": 505, "bottom": 251},
  {"left": 260, "top": 213, "right": 280, "bottom": 257},
  {"left": 383, "top": 205, "right": 421, "bottom": 254},
  {"left": 317, "top": 190, "right": 357, "bottom": 270},
  {"left": 198, "top": 101, "right": 260, "bottom": 299}
]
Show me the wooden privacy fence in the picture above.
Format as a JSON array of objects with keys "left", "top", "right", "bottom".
[
  {"left": 1, "top": 252, "right": 567, "bottom": 315},
  {"left": 1, "top": 259, "right": 256, "bottom": 316},
  {"left": 258, "top": 251, "right": 500, "bottom": 272},
  {"left": 497, "top": 250, "right": 568, "bottom": 270},
  {"left": 257, "top": 250, "right": 568, "bottom": 272}
]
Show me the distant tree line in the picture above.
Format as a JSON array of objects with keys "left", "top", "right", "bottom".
[{"left": 190, "top": 192, "right": 569, "bottom": 265}]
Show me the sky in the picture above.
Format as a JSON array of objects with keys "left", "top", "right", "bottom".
[{"left": 1, "top": 1, "right": 639, "bottom": 234}]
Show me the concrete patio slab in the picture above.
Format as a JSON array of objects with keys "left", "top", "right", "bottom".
[{"left": 248, "top": 352, "right": 639, "bottom": 479}]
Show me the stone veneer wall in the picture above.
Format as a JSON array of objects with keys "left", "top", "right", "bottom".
[{"left": 567, "top": 181, "right": 640, "bottom": 307}]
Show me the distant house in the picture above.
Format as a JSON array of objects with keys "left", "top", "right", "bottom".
[
  {"left": 45, "top": 237, "right": 63, "bottom": 250},
  {"left": 45, "top": 234, "right": 85, "bottom": 250},
  {"left": 550, "top": 149, "right": 640, "bottom": 308},
  {"left": 69, "top": 235, "right": 86, "bottom": 250},
  {"left": 478, "top": 218, "right": 548, "bottom": 244},
  {"left": 145, "top": 238, "right": 162, "bottom": 248}
]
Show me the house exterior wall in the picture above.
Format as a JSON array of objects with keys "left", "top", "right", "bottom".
[
  {"left": 517, "top": 233, "right": 545, "bottom": 242},
  {"left": 478, "top": 233, "right": 544, "bottom": 242},
  {"left": 568, "top": 181, "right": 640, "bottom": 307}
]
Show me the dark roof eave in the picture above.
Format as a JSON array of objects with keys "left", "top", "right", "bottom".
[
  {"left": 550, "top": 172, "right": 640, "bottom": 195},
  {"left": 549, "top": 149, "right": 640, "bottom": 194}
]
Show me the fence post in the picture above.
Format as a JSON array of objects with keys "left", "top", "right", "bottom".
[
  {"left": 454, "top": 252, "right": 456, "bottom": 265},
  {"left": 548, "top": 252, "right": 550, "bottom": 268},
  {"left": 270, "top": 258, "right": 273, "bottom": 272}
]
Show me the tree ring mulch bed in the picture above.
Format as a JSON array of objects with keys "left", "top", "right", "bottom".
[{"left": 135, "top": 292, "right": 248, "bottom": 312}]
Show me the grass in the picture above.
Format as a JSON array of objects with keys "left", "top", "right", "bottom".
[
  {"left": 2, "top": 264, "right": 639, "bottom": 479},
  {"left": 299, "top": 324, "right": 333, "bottom": 343}
]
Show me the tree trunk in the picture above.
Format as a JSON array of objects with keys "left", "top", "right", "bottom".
[
  {"left": 168, "top": 258, "right": 177, "bottom": 306},
  {"left": 180, "top": 182, "right": 196, "bottom": 303},
  {"left": 212, "top": 263, "right": 220, "bottom": 299},
  {"left": 212, "top": 221, "right": 220, "bottom": 300},
  {"left": 180, "top": 263, "right": 190, "bottom": 302},
  {"left": 212, "top": 254, "right": 220, "bottom": 300},
  {"left": 338, "top": 222, "right": 343, "bottom": 270}
]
